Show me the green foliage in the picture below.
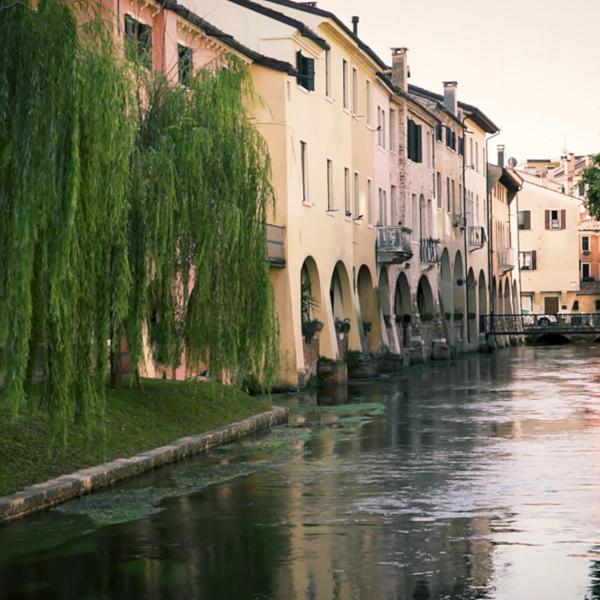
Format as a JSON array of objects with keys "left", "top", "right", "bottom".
[
  {"left": 581, "top": 154, "right": 600, "bottom": 219},
  {"left": 0, "top": 0, "right": 278, "bottom": 438},
  {"left": 128, "top": 60, "right": 278, "bottom": 390},
  {"left": 0, "top": 0, "right": 135, "bottom": 439}
]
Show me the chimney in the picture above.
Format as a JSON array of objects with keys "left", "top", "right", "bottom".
[
  {"left": 391, "top": 47, "right": 409, "bottom": 92},
  {"left": 443, "top": 81, "right": 457, "bottom": 116},
  {"left": 497, "top": 145, "right": 505, "bottom": 168},
  {"left": 352, "top": 16, "right": 359, "bottom": 36}
]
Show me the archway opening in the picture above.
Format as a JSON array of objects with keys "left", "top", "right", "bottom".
[
  {"left": 467, "top": 268, "right": 476, "bottom": 342},
  {"left": 439, "top": 249, "right": 453, "bottom": 317},
  {"left": 329, "top": 261, "right": 357, "bottom": 356},
  {"left": 417, "top": 275, "right": 434, "bottom": 317},
  {"left": 536, "top": 333, "right": 570, "bottom": 345},
  {"left": 357, "top": 265, "right": 379, "bottom": 350}
]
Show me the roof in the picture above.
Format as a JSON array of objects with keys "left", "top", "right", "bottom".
[
  {"left": 254, "top": 0, "right": 388, "bottom": 69},
  {"left": 407, "top": 84, "right": 465, "bottom": 128},
  {"left": 408, "top": 83, "right": 498, "bottom": 133},
  {"left": 228, "top": 0, "right": 330, "bottom": 50},
  {"left": 576, "top": 280, "right": 600, "bottom": 296},
  {"left": 376, "top": 72, "right": 440, "bottom": 125},
  {"left": 165, "top": 1, "right": 298, "bottom": 75}
]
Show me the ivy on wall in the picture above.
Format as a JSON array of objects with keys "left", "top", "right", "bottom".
[{"left": 0, "top": 0, "right": 278, "bottom": 440}]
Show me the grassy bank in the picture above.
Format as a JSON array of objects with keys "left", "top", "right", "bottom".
[{"left": 0, "top": 380, "right": 271, "bottom": 497}]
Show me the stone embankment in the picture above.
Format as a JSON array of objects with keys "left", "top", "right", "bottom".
[{"left": 0, "top": 407, "right": 288, "bottom": 524}]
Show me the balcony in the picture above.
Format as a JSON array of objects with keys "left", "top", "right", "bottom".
[
  {"left": 498, "top": 248, "right": 514, "bottom": 272},
  {"left": 376, "top": 226, "right": 413, "bottom": 264},
  {"left": 468, "top": 226, "right": 485, "bottom": 250},
  {"left": 420, "top": 237, "right": 441, "bottom": 264},
  {"left": 267, "top": 224, "right": 285, "bottom": 267}
]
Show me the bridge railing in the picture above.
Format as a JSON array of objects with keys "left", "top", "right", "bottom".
[{"left": 480, "top": 313, "right": 600, "bottom": 335}]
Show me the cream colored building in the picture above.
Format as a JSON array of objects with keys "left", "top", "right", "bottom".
[{"left": 516, "top": 171, "right": 580, "bottom": 314}]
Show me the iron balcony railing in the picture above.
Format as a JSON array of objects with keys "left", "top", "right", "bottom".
[
  {"left": 266, "top": 224, "right": 285, "bottom": 267},
  {"left": 376, "top": 226, "right": 413, "bottom": 264},
  {"left": 498, "top": 248, "right": 515, "bottom": 272},
  {"left": 468, "top": 225, "right": 485, "bottom": 250},
  {"left": 480, "top": 313, "right": 600, "bottom": 335},
  {"left": 420, "top": 237, "right": 441, "bottom": 264}
]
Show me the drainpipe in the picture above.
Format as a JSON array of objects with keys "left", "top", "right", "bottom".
[
  {"left": 486, "top": 130, "right": 500, "bottom": 338},
  {"left": 461, "top": 116, "right": 469, "bottom": 343}
]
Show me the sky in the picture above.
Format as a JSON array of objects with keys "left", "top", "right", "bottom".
[{"left": 322, "top": 0, "right": 600, "bottom": 163}]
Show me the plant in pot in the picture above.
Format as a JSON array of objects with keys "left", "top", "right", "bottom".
[
  {"left": 335, "top": 317, "right": 351, "bottom": 334},
  {"left": 302, "top": 319, "right": 323, "bottom": 342},
  {"left": 420, "top": 313, "right": 434, "bottom": 321}
]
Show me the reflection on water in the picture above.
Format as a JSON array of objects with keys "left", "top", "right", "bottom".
[{"left": 2, "top": 346, "right": 600, "bottom": 598}]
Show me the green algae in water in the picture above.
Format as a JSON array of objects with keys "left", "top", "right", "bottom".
[{"left": 54, "top": 427, "right": 311, "bottom": 528}]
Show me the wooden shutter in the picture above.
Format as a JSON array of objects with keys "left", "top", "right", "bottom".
[
  {"left": 296, "top": 51, "right": 303, "bottom": 87},
  {"left": 531, "top": 250, "right": 537, "bottom": 270},
  {"left": 524, "top": 210, "right": 531, "bottom": 230},
  {"left": 306, "top": 58, "right": 315, "bottom": 91},
  {"left": 561, "top": 209, "right": 566, "bottom": 230},
  {"left": 544, "top": 210, "right": 550, "bottom": 229},
  {"left": 416, "top": 124, "right": 423, "bottom": 163}
]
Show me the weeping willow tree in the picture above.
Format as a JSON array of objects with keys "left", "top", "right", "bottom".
[
  {"left": 1, "top": 0, "right": 278, "bottom": 437},
  {"left": 0, "top": 0, "right": 135, "bottom": 438},
  {"left": 126, "top": 63, "right": 279, "bottom": 391}
]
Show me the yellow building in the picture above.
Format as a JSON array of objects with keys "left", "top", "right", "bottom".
[{"left": 516, "top": 171, "right": 580, "bottom": 315}]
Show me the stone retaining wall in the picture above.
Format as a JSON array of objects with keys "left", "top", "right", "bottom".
[{"left": 0, "top": 407, "right": 288, "bottom": 524}]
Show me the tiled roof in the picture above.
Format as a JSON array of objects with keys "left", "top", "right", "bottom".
[{"left": 579, "top": 218, "right": 600, "bottom": 232}]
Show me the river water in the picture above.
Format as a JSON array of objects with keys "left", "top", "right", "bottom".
[{"left": 2, "top": 346, "right": 600, "bottom": 599}]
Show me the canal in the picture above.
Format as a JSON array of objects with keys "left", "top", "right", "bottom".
[{"left": 2, "top": 346, "right": 600, "bottom": 599}]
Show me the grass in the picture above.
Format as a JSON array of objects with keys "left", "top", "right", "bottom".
[{"left": 0, "top": 379, "right": 271, "bottom": 497}]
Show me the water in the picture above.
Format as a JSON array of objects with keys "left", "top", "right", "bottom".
[{"left": 2, "top": 346, "right": 600, "bottom": 599}]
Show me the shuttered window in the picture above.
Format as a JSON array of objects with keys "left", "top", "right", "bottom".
[
  {"left": 545, "top": 209, "right": 566, "bottom": 230},
  {"left": 125, "top": 15, "right": 153, "bottom": 69},
  {"left": 407, "top": 119, "right": 422, "bottom": 163},
  {"left": 296, "top": 51, "right": 315, "bottom": 91}
]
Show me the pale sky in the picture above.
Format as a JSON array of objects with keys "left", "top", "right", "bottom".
[{"left": 322, "top": 0, "right": 600, "bottom": 162}]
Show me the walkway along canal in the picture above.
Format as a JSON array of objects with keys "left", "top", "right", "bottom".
[{"left": 2, "top": 346, "right": 600, "bottom": 599}]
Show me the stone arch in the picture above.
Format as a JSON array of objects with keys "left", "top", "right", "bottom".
[
  {"left": 512, "top": 279, "right": 520, "bottom": 315},
  {"left": 329, "top": 260, "right": 359, "bottom": 355},
  {"left": 378, "top": 266, "right": 391, "bottom": 318},
  {"left": 478, "top": 270, "right": 488, "bottom": 315},
  {"left": 504, "top": 279, "right": 512, "bottom": 314},
  {"left": 439, "top": 248, "right": 453, "bottom": 316},
  {"left": 453, "top": 250, "right": 465, "bottom": 314},
  {"left": 417, "top": 275, "right": 434, "bottom": 316},
  {"left": 300, "top": 256, "right": 325, "bottom": 353},
  {"left": 357, "top": 265, "right": 380, "bottom": 351},
  {"left": 466, "top": 268, "right": 477, "bottom": 342},
  {"left": 394, "top": 272, "right": 412, "bottom": 318}
]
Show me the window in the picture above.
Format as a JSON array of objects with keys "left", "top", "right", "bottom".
[
  {"left": 475, "top": 141, "right": 479, "bottom": 171},
  {"left": 367, "top": 179, "right": 373, "bottom": 225},
  {"left": 366, "top": 81, "right": 371, "bottom": 125},
  {"left": 326, "top": 159, "right": 334, "bottom": 210},
  {"left": 436, "top": 172, "right": 442, "bottom": 209},
  {"left": 296, "top": 52, "right": 315, "bottom": 91},
  {"left": 381, "top": 110, "right": 386, "bottom": 148},
  {"left": 300, "top": 141, "right": 309, "bottom": 203},
  {"left": 545, "top": 209, "right": 565, "bottom": 230},
  {"left": 579, "top": 181, "right": 585, "bottom": 197},
  {"left": 344, "top": 168, "right": 350, "bottom": 216},
  {"left": 325, "top": 50, "right": 331, "bottom": 97},
  {"left": 124, "top": 15, "right": 153, "bottom": 69},
  {"left": 459, "top": 136, "right": 464, "bottom": 156},
  {"left": 342, "top": 59, "right": 348, "bottom": 109},
  {"left": 389, "top": 109, "right": 396, "bottom": 152},
  {"left": 436, "top": 123, "right": 443, "bottom": 142},
  {"left": 582, "top": 236, "right": 590, "bottom": 252},
  {"left": 451, "top": 179, "right": 456, "bottom": 214},
  {"left": 377, "top": 107, "right": 382, "bottom": 146},
  {"left": 178, "top": 44, "right": 193, "bottom": 85},
  {"left": 458, "top": 184, "right": 463, "bottom": 214},
  {"left": 407, "top": 119, "right": 422, "bottom": 162},
  {"left": 391, "top": 185, "right": 397, "bottom": 225},
  {"left": 582, "top": 262, "right": 592, "bottom": 280},
  {"left": 595, "top": 299, "right": 600, "bottom": 311},
  {"left": 573, "top": 300, "right": 580, "bottom": 311},
  {"left": 445, "top": 128, "right": 456, "bottom": 151},
  {"left": 521, "top": 295, "right": 533, "bottom": 313},
  {"left": 353, "top": 172, "right": 360, "bottom": 218},
  {"left": 379, "top": 189, "right": 387, "bottom": 226},
  {"left": 469, "top": 137, "right": 474, "bottom": 166},
  {"left": 446, "top": 177, "right": 451, "bottom": 212},
  {"left": 352, "top": 68, "right": 358, "bottom": 114},
  {"left": 518, "top": 210, "right": 531, "bottom": 230},
  {"left": 519, "top": 250, "right": 537, "bottom": 270},
  {"left": 411, "top": 193, "right": 418, "bottom": 236}
]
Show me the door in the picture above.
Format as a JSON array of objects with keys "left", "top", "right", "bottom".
[{"left": 544, "top": 296, "right": 559, "bottom": 315}]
